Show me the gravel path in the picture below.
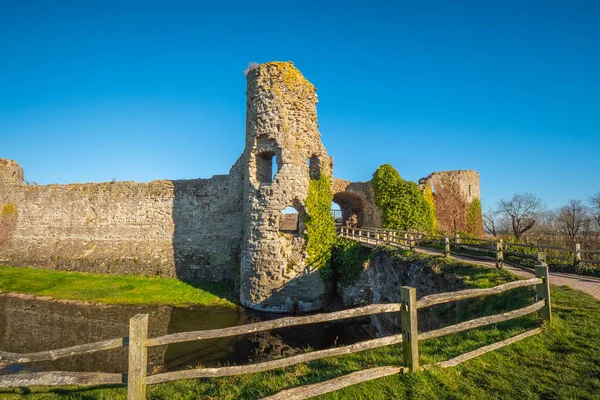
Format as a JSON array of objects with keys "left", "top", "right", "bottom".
[{"left": 416, "top": 247, "right": 600, "bottom": 300}]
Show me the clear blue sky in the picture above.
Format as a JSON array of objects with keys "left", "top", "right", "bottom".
[{"left": 1, "top": 0, "right": 598, "bottom": 210}]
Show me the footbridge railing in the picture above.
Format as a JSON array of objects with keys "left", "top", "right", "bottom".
[
  {"left": 338, "top": 226, "right": 600, "bottom": 270},
  {"left": 0, "top": 268, "right": 551, "bottom": 400}
]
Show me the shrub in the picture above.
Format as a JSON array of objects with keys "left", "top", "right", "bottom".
[
  {"left": 465, "top": 198, "right": 483, "bottom": 237},
  {"left": 327, "top": 238, "right": 371, "bottom": 286},
  {"left": 372, "top": 164, "right": 436, "bottom": 232}
]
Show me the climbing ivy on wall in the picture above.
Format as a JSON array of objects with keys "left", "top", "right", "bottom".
[
  {"left": 304, "top": 174, "right": 337, "bottom": 276},
  {"left": 327, "top": 238, "right": 371, "bottom": 286},
  {"left": 465, "top": 197, "right": 484, "bottom": 237},
  {"left": 372, "top": 164, "right": 436, "bottom": 233},
  {"left": 422, "top": 185, "right": 439, "bottom": 234}
]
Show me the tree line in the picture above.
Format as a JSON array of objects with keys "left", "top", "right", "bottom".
[{"left": 483, "top": 192, "right": 600, "bottom": 249}]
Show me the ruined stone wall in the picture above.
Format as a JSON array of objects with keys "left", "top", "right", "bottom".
[
  {"left": 0, "top": 158, "right": 244, "bottom": 282},
  {"left": 240, "top": 62, "right": 332, "bottom": 312},
  {"left": 0, "top": 159, "right": 24, "bottom": 189},
  {"left": 419, "top": 170, "right": 481, "bottom": 235},
  {"left": 279, "top": 213, "right": 299, "bottom": 232},
  {"left": 0, "top": 62, "right": 483, "bottom": 314}
]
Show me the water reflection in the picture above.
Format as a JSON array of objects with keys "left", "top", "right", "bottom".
[{"left": 0, "top": 295, "right": 370, "bottom": 376}]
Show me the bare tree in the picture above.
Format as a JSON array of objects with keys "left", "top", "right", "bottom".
[
  {"left": 590, "top": 192, "right": 600, "bottom": 230},
  {"left": 497, "top": 193, "right": 545, "bottom": 240},
  {"left": 482, "top": 207, "right": 498, "bottom": 237},
  {"left": 557, "top": 200, "right": 589, "bottom": 246}
]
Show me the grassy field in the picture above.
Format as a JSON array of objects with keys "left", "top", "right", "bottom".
[
  {"left": 1, "top": 254, "right": 600, "bottom": 399},
  {"left": 0, "top": 266, "right": 235, "bottom": 307}
]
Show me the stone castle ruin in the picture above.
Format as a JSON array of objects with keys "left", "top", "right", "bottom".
[{"left": 0, "top": 62, "right": 481, "bottom": 313}]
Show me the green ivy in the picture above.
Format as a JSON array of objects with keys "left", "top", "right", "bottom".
[
  {"left": 422, "top": 185, "right": 439, "bottom": 234},
  {"left": 465, "top": 197, "right": 483, "bottom": 237},
  {"left": 304, "top": 174, "right": 337, "bottom": 276},
  {"left": 372, "top": 164, "right": 436, "bottom": 232},
  {"left": 327, "top": 238, "right": 371, "bottom": 286}
]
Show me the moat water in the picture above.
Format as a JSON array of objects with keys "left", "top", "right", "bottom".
[{"left": 0, "top": 295, "right": 372, "bottom": 376}]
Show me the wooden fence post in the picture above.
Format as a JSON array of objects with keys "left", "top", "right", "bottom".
[
  {"left": 403, "top": 233, "right": 408, "bottom": 247},
  {"left": 409, "top": 236, "right": 415, "bottom": 250},
  {"left": 574, "top": 243, "right": 581, "bottom": 268},
  {"left": 128, "top": 314, "right": 149, "bottom": 400},
  {"left": 454, "top": 233, "right": 460, "bottom": 244},
  {"left": 444, "top": 237, "right": 450, "bottom": 257},
  {"left": 496, "top": 239, "right": 504, "bottom": 268},
  {"left": 535, "top": 264, "right": 552, "bottom": 324},
  {"left": 536, "top": 251, "right": 546, "bottom": 264},
  {"left": 401, "top": 286, "right": 419, "bottom": 372}
]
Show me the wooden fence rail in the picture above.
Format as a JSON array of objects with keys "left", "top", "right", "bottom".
[
  {"left": 0, "top": 259, "right": 551, "bottom": 400},
  {"left": 339, "top": 226, "right": 600, "bottom": 268},
  {"left": 0, "top": 337, "right": 127, "bottom": 363}
]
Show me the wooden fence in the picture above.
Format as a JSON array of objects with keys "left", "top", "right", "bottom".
[
  {"left": 339, "top": 226, "right": 600, "bottom": 268},
  {"left": 0, "top": 264, "right": 551, "bottom": 400}
]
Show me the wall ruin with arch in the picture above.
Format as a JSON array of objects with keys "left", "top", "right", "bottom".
[{"left": 0, "top": 62, "right": 481, "bottom": 313}]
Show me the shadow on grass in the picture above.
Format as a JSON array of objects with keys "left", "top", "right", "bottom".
[{"left": 182, "top": 280, "right": 238, "bottom": 305}]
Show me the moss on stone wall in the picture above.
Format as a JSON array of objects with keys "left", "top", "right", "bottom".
[
  {"left": 1, "top": 203, "right": 16, "bottom": 217},
  {"left": 372, "top": 164, "right": 436, "bottom": 232},
  {"left": 0, "top": 203, "right": 17, "bottom": 246},
  {"left": 263, "top": 61, "right": 315, "bottom": 93},
  {"left": 304, "top": 174, "right": 336, "bottom": 274}
]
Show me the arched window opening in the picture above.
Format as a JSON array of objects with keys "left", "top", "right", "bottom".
[
  {"left": 331, "top": 201, "right": 342, "bottom": 226},
  {"left": 308, "top": 155, "right": 320, "bottom": 180},
  {"left": 280, "top": 206, "right": 300, "bottom": 234},
  {"left": 256, "top": 151, "right": 277, "bottom": 184}
]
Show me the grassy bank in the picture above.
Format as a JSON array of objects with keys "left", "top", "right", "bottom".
[
  {"left": 2, "top": 252, "right": 600, "bottom": 399},
  {"left": 0, "top": 266, "right": 235, "bottom": 307}
]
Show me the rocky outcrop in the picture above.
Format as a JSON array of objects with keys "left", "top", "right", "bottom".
[{"left": 338, "top": 247, "right": 464, "bottom": 334}]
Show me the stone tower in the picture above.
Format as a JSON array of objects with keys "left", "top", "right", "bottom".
[
  {"left": 419, "top": 170, "right": 483, "bottom": 236},
  {"left": 240, "top": 62, "right": 333, "bottom": 313}
]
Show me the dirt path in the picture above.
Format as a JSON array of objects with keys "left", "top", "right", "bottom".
[{"left": 416, "top": 247, "right": 600, "bottom": 300}]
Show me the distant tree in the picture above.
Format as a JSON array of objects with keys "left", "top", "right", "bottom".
[
  {"left": 557, "top": 200, "right": 589, "bottom": 245},
  {"left": 531, "top": 209, "right": 560, "bottom": 243},
  {"left": 497, "top": 193, "right": 545, "bottom": 241},
  {"left": 482, "top": 207, "right": 498, "bottom": 237},
  {"left": 590, "top": 192, "right": 600, "bottom": 230}
]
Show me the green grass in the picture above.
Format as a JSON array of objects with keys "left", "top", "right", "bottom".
[
  {"left": 2, "top": 253, "right": 600, "bottom": 399},
  {"left": 0, "top": 266, "right": 235, "bottom": 307}
]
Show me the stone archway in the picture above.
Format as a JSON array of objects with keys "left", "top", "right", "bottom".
[{"left": 333, "top": 191, "right": 365, "bottom": 228}]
